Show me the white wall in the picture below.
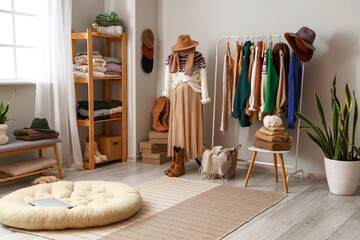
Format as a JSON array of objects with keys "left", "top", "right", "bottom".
[{"left": 157, "top": 0, "right": 360, "bottom": 176}]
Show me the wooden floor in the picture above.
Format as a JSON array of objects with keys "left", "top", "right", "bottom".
[{"left": 0, "top": 161, "right": 359, "bottom": 240}]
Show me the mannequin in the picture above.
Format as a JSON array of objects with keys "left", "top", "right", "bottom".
[{"left": 162, "top": 35, "right": 210, "bottom": 176}]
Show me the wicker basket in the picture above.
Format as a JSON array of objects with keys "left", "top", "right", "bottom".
[{"left": 202, "top": 145, "right": 241, "bottom": 179}]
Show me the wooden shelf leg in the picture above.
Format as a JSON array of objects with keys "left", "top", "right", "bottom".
[
  {"left": 244, "top": 151, "right": 257, "bottom": 187},
  {"left": 54, "top": 144, "right": 63, "bottom": 179},
  {"left": 273, "top": 153, "right": 278, "bottom": 183},
  {"left": 39, "top": 149, "right": 42, "bottom": 157},
  {"left": 279, "top": 153, "right": 288, "bottom": 193}
]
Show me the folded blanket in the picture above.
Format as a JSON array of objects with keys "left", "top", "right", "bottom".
[
  {"left": 76, "top": 50, "right": 100, "bottom": 56},
  {"left": 78, "top": 108, "right": 110, "bottom": 118},
  {"left": 255, "top": 131, "right": 291, "bottom": 143},
  {"left": 78, "top": 101, "right": 110, "bottom": 111},
  {"left": 110, "top": 106, "right": 122, "bottom": 115},
  {"left": 267, "top": 126, "right": 286, "bottom": 132},
  {"left": 73, "top": 64, "right": 106, "bottom": 73},
  {"left": 109, "top": 100, "right": 122, "bottom": 108},
  {"left": 259, "top": 126, "right": 288, "bottom": 136},
  {"left": 73, "top": 71, "right": 105, "bottom": 78},
  {"left": 253, "top": 138, "right": 291, "bottom": 151},
  {"left": 106, "top": 62, "right": 122, "bottom": 72},
  {"left": 103, "top": 56, "right": 121, "bottom": 64},
  {"left": 77, "top": 113, "right": 110, "bottom": 121},
  {"left": 110, "top": 112, "right": 122, "bottom": 119},
  {"left": 39, "top": 131, "right": 59, "bottom": 139},
  {"left": 104, "top": 72, "right": 121, "bottom": 77},
  {"left": 95, "top": 12, "right": 119, "bottom": 22},
  {"left": 74, "top": 55, "right": 106, "bottom": 67},
  {"left": 98, "top": 26, "right": 123, "bottom": 37}
]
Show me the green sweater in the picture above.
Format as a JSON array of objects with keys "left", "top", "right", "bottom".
[
  {"left": 264, "top": 49, "right": 279, "bottom": 113},
  {"left": 232, "top": 41, "right": 252, "bottom": 127}
]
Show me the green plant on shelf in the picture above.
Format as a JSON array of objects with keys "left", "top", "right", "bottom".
[
  {"left": 295, "top": 76, "right": 360, "bottom": 161},
  {"left": 0, "top": 89, "right": 16, "bottom": 125}
]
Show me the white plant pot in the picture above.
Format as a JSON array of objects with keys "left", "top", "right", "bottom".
[
  {"left": 324, "top": 157, "right": 360, "bottom": 195},
  {"left": 0, "top": 124, "right": 9, "bottom": 145}
]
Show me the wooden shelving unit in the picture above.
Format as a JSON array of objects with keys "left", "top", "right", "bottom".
[{"left": 71, "top": 29, "right": 127, "bottom": 170}]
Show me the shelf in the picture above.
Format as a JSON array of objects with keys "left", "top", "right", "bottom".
[
  {"left": 71, "top": 32, "right": 123, "bottom": 41},
  {"left": 77, "top": 117, "right": 122, "bottom": 126},
  {"left": 74, "top": 76, "right": 122, "bottom": 83},
  {"left": 83, "top": 158, "right": 122, "bottom": 169}
]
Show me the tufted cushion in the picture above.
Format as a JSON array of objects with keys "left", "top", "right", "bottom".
[{"left": 0, "top": 181, "right": 142, "bottom": 230}]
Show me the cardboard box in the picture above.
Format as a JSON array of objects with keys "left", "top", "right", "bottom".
[
  {"left": 141, "top": 152, "right": 168, "bottom": 160},
  {"left": 149, "top": 131, "right": 168, "bottom": 139},
  {"left": 95, "top": 135, "right": 122, "bottom": 161},
  {"left": 142, "top": 157, "right": 171, "bottom": 165},
  {"left": 140, "top": 147, "right": 167, "bottom": 154},
  {"left": 149, "top": 138, "right": 168, "bottom": 144},
  {"left": 139, "top": 141, "right": 166, "bottom": 149}
]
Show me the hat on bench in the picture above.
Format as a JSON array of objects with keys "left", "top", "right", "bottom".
[{"left": 26, "top": 118, "right": 55, "bottom": 132}]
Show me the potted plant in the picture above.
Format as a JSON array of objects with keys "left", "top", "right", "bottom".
[
  {"left": 0, "top": 90, "right": 15, "bottom": 145},
  {"left": 295, "top": 76, "right": 360, "bottom": 195}
]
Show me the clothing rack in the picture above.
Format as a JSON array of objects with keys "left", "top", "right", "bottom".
[{"left": 211, "top": 34, "right": 304, "bottom": 180}]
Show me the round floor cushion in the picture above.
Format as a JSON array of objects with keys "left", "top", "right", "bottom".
[{"left": 0, "top": 181, "right": 142, "bottom": 230}]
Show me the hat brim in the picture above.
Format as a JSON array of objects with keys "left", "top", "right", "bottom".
[
  {"left": 285, "top": 33, "right": 314, "bottom": 63},
  {"left": 24, "top": 127, "right": 56, "bottom": 132},
  {"left": 141, "top": 55, "right": 153, "bottom": 73},
  {"left": 287, "top": 32, "right": 316, "bottom": 51},
  {"left": 142, "top": 44, "right": 154, "bottom": 59},
  {"left": 171, "top": 41, "right": 199, "bottom": 51}
]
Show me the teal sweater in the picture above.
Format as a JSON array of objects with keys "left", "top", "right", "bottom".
[{"left": 232, "top": 41, "right": 252, "bottom": 127}]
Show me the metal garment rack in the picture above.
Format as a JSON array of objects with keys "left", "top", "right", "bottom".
[{"left": 211, "top": 34, "right": 304, "bottom": 180}]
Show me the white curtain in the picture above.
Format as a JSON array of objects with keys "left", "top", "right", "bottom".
[{"left": 35, "top": 0, "right": 82, "bottom": 169}]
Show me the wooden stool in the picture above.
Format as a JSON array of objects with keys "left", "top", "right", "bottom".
[{"left": 244, "top": 146, "right": 290, "bottom": 193}]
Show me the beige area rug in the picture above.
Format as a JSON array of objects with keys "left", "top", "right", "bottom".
[{"left": 16, "top": 177, "right": 286, "bottom": 240}]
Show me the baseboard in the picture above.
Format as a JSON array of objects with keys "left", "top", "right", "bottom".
[
  {"left": 126, "top": 155, "right": 138, "bottom": 162},
  {"left": 236, "top": 159, "right": 326, "bottom": 180}
]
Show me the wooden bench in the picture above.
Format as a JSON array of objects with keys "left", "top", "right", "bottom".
[{"left": 0, "top": 138, "right": 63, "bottom": 183}]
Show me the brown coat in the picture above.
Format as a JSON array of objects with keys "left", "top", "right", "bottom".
[{"left": 253, "top": 41, "right": 263, "bottom": 110}]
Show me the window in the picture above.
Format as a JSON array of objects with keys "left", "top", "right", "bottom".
[{"left": 0, "top": 0, "right": 43, "bottom": 83}]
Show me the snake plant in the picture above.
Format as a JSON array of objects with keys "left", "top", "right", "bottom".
[
  {"left": 0, "top": 89, "right": 15, "bottom": 125},
  {"left": 295, "top": 76, "right": 360, "bottom": 161}
]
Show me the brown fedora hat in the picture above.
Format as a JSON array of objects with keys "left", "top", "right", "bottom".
[
  {"left": 142, "top": 29, "right": 154, "bottom": 48},
  {"left": 171, "top": 34, "right": 199, "bottom": 51},
  {"left": 285, "top": 26, "right": 316, "bottom": 63},
  {"left": 142, "top": 43, "right": 154, "bottom": 59}
]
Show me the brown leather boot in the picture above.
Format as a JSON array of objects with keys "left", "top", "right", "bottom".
[
  {"left": 164, "top": 146, "right": 176, "bottom": 175},
  {"left": 159, "top": 97, "right": 169, "bottom": 131},
  {"left": 152, "top": 97, "right": 168, "bottom": 132},
  {"left": 168, "top": 147, "right": 185, "bottom": 177}
]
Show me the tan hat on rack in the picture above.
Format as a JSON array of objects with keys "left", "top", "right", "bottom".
[
  {"left": 171, "top": 34, "right": 199, "bottom": 51},
  {"left": 285, "top": 26, "right": 316, "bottom": 63},
  {"left": 142, "top": 29, "right": 154, "bottom": 48}
]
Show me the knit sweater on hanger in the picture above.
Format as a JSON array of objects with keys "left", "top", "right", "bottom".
[
  {"left": 264, "top": 49, "right": 279, "bottom": 113},
  {"left": 232, "top": 41, "right": 252, "bottom": 127},
  {"left": 162, "top": 51, "right": 211, "bottom": 104}
]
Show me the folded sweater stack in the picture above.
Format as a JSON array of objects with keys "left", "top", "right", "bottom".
[
  {"left": 253, "top": 126, "right": 292, "bottom": 151},
  {"left": 14, "top": 129, "right": 59, "bottom": 141},
  {"left": 95, "top": 12, "right": 123, "bottom": 36},
  {"left": 103, "top": 56, "right": 122, "bottom": 77},
  {"left": 77, "top": 100, "right": 122, "bottom": 121}
]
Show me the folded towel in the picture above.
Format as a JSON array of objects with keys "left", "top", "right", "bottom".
[
  {"left": 110, "top": 106, "right": 122, "bottom": 115},
  {"left": 74, "top": 55, "right": 102, "bottom": 65},
  {"left": 106, "top": 62, "right": 122, "bottom": 72},
  {"left": 259, "top": 126, "right": 288, "bottom": 136},
  {"left": 255, "top": 131, "right": 291, "bottom": 143},
  {"left": 73, "top": 71, "right": 105, "bottom": 78},
  {"left": 95, "top": 11, "right": 120, "bottom": 22},
  {"left": 104, "top": 72, "right": 121, "bottom": 77},
  {"left": 38, "top": 131, "right": 59, "bottom": 139},
  {"left": 109, "top": 100, "right": 122, "bottom": 108},
  {"left": 78, "top": 108, "right": 110, "bottom": 118},
  {"left": 78, "top": 101, "right": 110, "bottom": 111},
  {"left": 102, "top": 56, "right": 121, "bottom": 64},
  {"left": 76, "top": 50, "right": 100, "bottom": 56},
  {"left": 73, "top": 64, "right": 106, "bottom": 73},
  {"left": 110, "top": 112, "right": 122, "bottom": 119},
  {"left": 253, "top": 138, "right": 291, "bottom": 151},
  {"left": 267, "top": 126, "right": 286, "bottom": 132},
  {"left": 98, "top": 26, "right": 123, "bottom": 36}
]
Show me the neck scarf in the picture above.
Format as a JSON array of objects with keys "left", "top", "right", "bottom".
[{"left": 169, "top": 47, "right": 196, "bottom": 75}]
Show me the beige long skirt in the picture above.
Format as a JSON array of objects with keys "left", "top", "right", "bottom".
[{"left": 168, "top": 82, "right": 204, "bottom": 162}]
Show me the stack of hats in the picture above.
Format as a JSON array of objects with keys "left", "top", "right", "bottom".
[
  {"left": 284, "top": 26, "right": 316, "bottom": 63},
  {"left": 253, "top": 115, "right": 292, "bottom": 151},
  {"left": 141, "top": 29, "right": 154, "bottom": 73}
]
